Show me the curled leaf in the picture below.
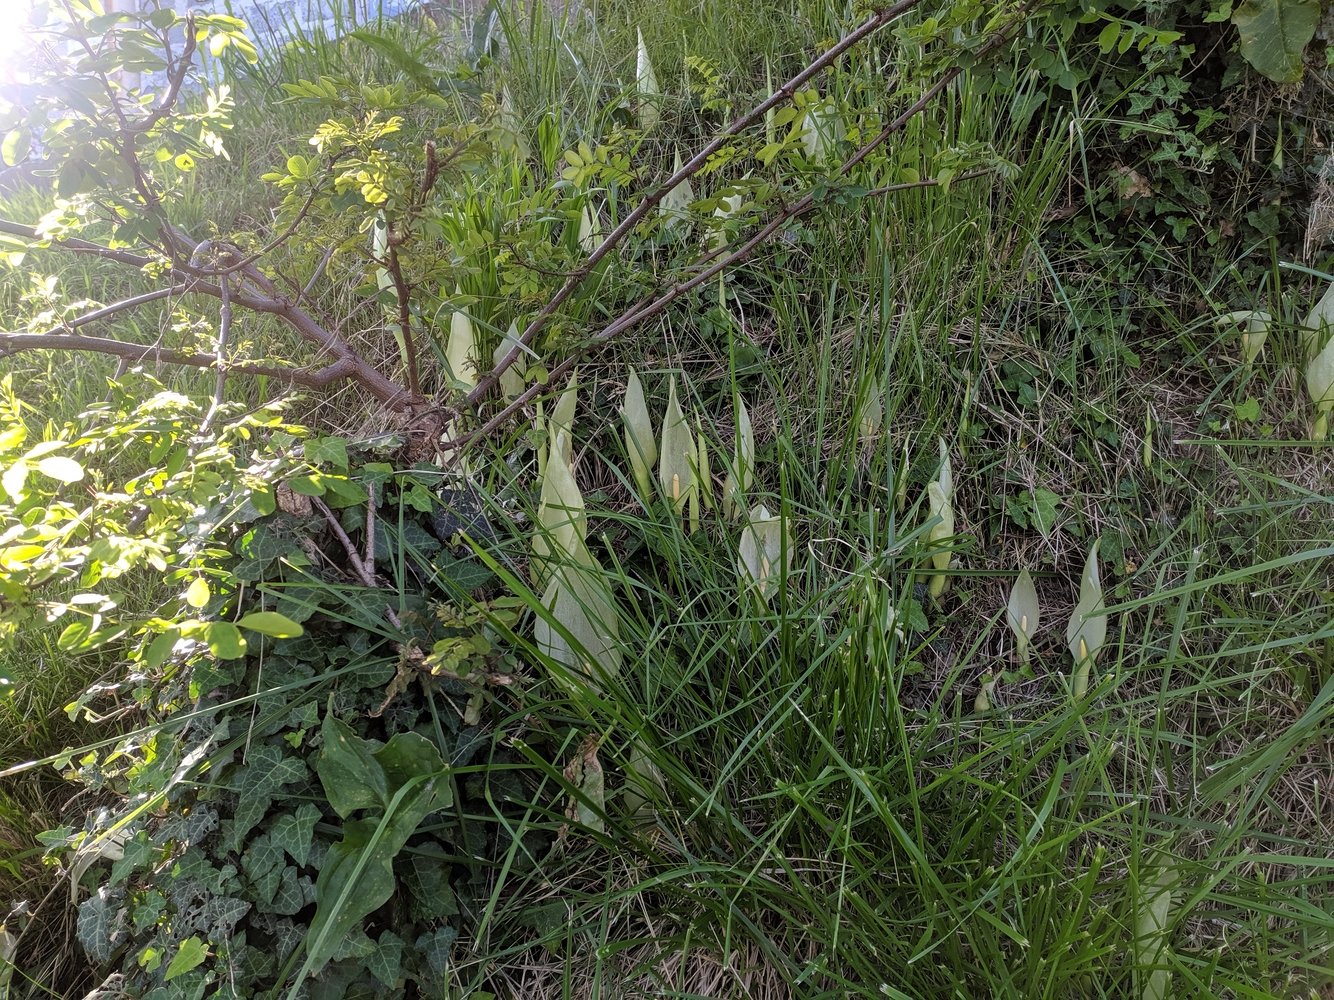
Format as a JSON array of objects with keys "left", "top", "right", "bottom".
[
  {"left": 737, "top": 503, "right": 786, "bottom": 603},
  {"left": 577, "top": 202, "right": 599, "bottom": 253},
  {"left": 622, "top": 368, "right": 656, "bottom": 498},
  {"left": 1305, "top": 328, "right": 1334, "bottom": 439},
  {"left": 722, "top": 393, "right": 754, "bottom": 520},
  {"left": 636, "top": 29, "right": 661, "bottom": 128},
  {"left": 658, "top": 377, "right": 695, "bottom": 514},
  {"left": 1006, "top": 568, "right": 1040, "bottom": 666},
  {"left": 1066, "top": 540, "right": 1107, "bottom": 698}
]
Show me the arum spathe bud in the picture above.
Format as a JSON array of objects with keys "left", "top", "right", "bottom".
[
  {"left": 659, "top": 149, "right": 695, "bottom": 234},
  {"left": 1066, "top": 540, "right": 1107, "bottom": 700},
  {"left": 926, "top": 480, "right": 954, "bottom": 598},
  {"left": 722, "top": 393, "right": 754, "bottom": 519},
  {"left": 658, "top": 376, "right": 696, "bottom": 514},
  {"left": 577, "top": 202, "right": 599, "bottom": 254},
  {"left": 636, "top": 28, "right": 660, "bottom": 129},
  {"left": 1214, "top": 310, "right": 1272, "bottom": 367},
  {"left": 445, "top": 293, "right": 479, "bottom": 389},
  {"left": 550, "top": 371, "right": 579, "bottom": 469},
  {"left": 737, "top": 503, "right": 785, "bottom": 603},
  {"left": 1006, "top": 568, "right": 1040, "bottom": 667},
  {"left": 1302, "top": 281, "right": 1334, "bottom": 361},
  {"left": 1305, "top": 329, "right": 1334, "bottom": 440},
  {"left": 494, "top": 321, "right": 528, "bottom": 402},
  {"left": 622, "top": 367, "right": 657, "bottom": 498},
  {"left": 859, "top": 383, "right": 883, "bottom": 442}
]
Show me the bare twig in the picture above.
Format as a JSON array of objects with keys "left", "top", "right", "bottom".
[
  {"left": 0, "top": 331, "right": 360, "bottom": 387},
  {"left": 65, "top": 285, "right": 193, "bottom": 330},
  {"left": 384, "top": 240, "right": 423, "bottom": 398},
  {"left": 470, "top": 0, "right": 926, "bottom": 404},
  {"left": 199, "top": 271, "right": 234, "bottom": 433},
  {"left": 0, "top": 218, "right": 415, "bottom": 408}
]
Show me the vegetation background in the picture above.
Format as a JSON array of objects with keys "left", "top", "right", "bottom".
[{"left": 0, "top": 0, "right": 1330, "bottom": 997}]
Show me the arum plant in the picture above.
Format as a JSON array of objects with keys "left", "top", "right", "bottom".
[
  {"left": 695, "top": 419, "right": 714, "bottom": 513},
  {"left": 577, "top": 201, "right": 599, "bottom": 254},
  {"left": 1306, "top": 327, "right": 1334, "bottom": 439},
  {"left": 1214, "top": 309, "right": 1272, "bottom": 367},
  {"left": 1066, "top": 540, "right": 1107, "bottom": 700},
  {"left": 1006, "top": 568, "right": 1040, "bottom": 668},
  {"left": 445, "top": 291, "right": 479, "bottom": 390},
  {"left": 1302, "top": 280, "right": 1334, "bottom": 360},
  {"left": 659, "top": 149, "right": 695, "bottom": 236},
  {"left": 493, "top": 321, "right": 527, "bottom": 402},
  {"left": 737, "top": 503, "right": 786, "bottom": 605},
  {"left": 710, "top": 190, "right": 744, "bottom": 251},
  {"left": 658, "top": 376, "right": 697, "bottom": 526},
  {"left": 924, "top": 438, "right": 954, "bottom": 598},
  {"left": 636, "top": 28, "right": 661, "bottom": 129},
  {"left": 621, "top": 367, "right": 656, "bottom": 498},
  {"left": 859, "top": 382, "right": 883, "bottom": 443},
  {"left": 721, "top": 391, "right": 754, "bottom": 520},
  {"left": 532, "top": 426, "right": 622, "bottom": 688}
]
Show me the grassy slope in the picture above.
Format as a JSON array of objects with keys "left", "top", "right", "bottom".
[{"left": 1, "top": 1, "right": 1330, "bottom": 997}]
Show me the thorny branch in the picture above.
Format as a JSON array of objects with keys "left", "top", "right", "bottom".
[{"left": 470, "top": 0, "right": 927, "bottom": 405}]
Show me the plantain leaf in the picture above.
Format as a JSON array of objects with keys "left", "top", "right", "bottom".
[{"left": 1231, "top": 0, "right": 1319, "bottom": 83}]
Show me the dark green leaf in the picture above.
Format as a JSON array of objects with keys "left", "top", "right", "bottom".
[
  {"left": 316, "top": 714, "right": 388, "bottom": 817},
  {"left": 1232, "top": 0, "right": 1319, "bottom": 82}
]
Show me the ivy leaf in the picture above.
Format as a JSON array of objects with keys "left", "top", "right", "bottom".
[
  {"left": 270, "top": 802, "right": 321, "bottom": 867},
  {"left": 223, "top": 743, "right": 308, "bottom": 852},
  {"left": 367, "top": 930, "right": 405, "bottom": 988},
  {"left": 164, "top": 936, "right": 208, "bottom": 982},
  {"left": 415, "top": 926, "right": 458, "bottom": 978},
  {"left": 76, "top": 889, "right": 121, "bottom": 964},
  {"left": 1231, "top": 0, "right": 1319, "bottom": 83}
]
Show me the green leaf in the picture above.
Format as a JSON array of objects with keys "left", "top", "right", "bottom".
[
  {"left": 1028, "top": 488, "right": 1061, "bottom": 538},
  {"left": 1231, "top": 0, "right": 1319, "bottom": 83},
  {"left": 2, "top": 127, "right": 31, "bottom": 167},
  {"left": 185, "top": 577, "right": 211, "bottom": 609},
  {"left": 235, "top": 611, "right": 304, "bottom": 638},
  {"left": 270, "top": 802, "right": 321, "bottom": 867},
  {"left": 164, "top": 936, "right": 208, "bottom": 982},
  {"left": 223, "top": 742, "right": 308, "bottom": 852},
  {"left": 366, "top": 931, "right": 405, "bottom": 989},
  {"left": 316, "top": 714, "right": 388, "bottom": 817},
  {"left": 205, "top": 621, "right": 246, "bottom": 659}
]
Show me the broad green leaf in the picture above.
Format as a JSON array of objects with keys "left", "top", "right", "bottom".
[
  {"left": 2, "top": 127, "right": 31, "bottom": 167},
  {"left": 204, "top": 621, "right": 246, "bottom": 659},
  {"left": 1028, "top": 487, "right": 1060, "bottom": 538},
  {"left": 549, "top": 371, "right": 578, "bottom": 467},
  {"left": 185, "top": 577, "right": 210, "bottom": 609},
  {"left": 1305, "top": 327, "right": 1334, "bottom": 438},
  {"left": 235, "top": 611, "right": 304, "bottom": 638},
  {"left": 164, "top": 937, "right": 207, "bottom": 982},
  {"left": 1231, "top": 0, "right": 1319, "bottom": 83},
  {"left": 1301, "top": 281, "right": 1334, "bottom": 359},
  {"left": 535, "top": 556, "right": 622, "bottom": 687},
  {"left": 316, "top": 714, "right": 388, "bottom": 817},
  {"left": 2, "top": 459, "right": 28, "bottom": 500},
  {"left": 374, "top": 729, "right": 448, "bottom": 793}
]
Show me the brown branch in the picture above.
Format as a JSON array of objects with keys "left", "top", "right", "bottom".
[
  {"left": 469, "top": 0, "right": 926, "bottom": 405},
  {"left": 383, "top": 240, "right": 423, "bottom": 398},
  {"left": 0, "top": 331, "right": 359, "bottom": 388},
  {"left": 0, "top": 217, "right": 416, "bottom": 409}
]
